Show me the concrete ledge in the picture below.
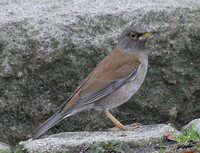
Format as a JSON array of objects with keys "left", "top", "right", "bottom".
[{"left": 20, "top": 124, "right": 175, "bottom": 153}]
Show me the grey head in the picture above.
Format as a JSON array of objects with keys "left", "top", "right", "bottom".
[{"left": 118, "top": 26, "right": 155, "bottom": 52}]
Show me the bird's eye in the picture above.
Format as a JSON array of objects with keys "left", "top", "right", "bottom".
[{"left": 129, "top": 32, "right": 137, "bottom": 38}]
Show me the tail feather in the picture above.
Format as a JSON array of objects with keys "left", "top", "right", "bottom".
[{"left": 31, "top": 112, "right": 67, "bottom": 139}]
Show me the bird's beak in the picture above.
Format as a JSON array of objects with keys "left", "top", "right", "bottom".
[{"left": 139, "top": 32, "right": 156, "bottom": 40}]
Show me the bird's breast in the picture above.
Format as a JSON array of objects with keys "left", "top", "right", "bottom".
[{"left": 95, "top": 52, "right": 148, "bottom": 110}]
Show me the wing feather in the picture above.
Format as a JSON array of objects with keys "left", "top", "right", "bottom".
[{"left": 65, "top": 50, "right": 140, "bottom": 111}]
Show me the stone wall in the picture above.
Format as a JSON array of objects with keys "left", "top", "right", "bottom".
[{"left": 0, "top": 0, "right": 200, "bottom": 145}]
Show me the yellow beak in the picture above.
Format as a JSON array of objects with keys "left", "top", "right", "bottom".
[{"left": 143, "top": 32, "right": 156, "bottom": 38}]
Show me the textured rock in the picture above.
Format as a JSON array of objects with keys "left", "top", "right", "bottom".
[
  {"left": 20, "top": 124, "right": 174, "bottom": 153},
  {"left": 183, "top": 118, "right": 200, "bottom": 134},
  {"left": 0, "top": 0, "right": 200, "bottom": 145}
]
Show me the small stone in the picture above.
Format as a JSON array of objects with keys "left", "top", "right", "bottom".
[
  {"left": 17, "top": 72, "right": 23, "bottom": 78},
  {"left": 183, "top": 118, "right": 200, "bottom": 134}
]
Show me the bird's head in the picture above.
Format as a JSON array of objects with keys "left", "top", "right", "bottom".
[{"left": 118, "top": 27, "right": 156, "bottom": 52}]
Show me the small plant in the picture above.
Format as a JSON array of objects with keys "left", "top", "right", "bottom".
[
  {"left": 0, "top": 149, "right": 9, "bottom": 153},
  {"left": 90, "top": 140, "right": 128, "bottom": 153},
  {"left": 175, "top": 123, "right": 200, "bottom": 145},
  {"left": 159, "top": 147, "right": 166, "bottom": 153},
  {"left": 13, "top": 145, "right": 24, "bottom": 153},
  {"left": 0, "top": 145, "right": 25, "bottom": 153}
]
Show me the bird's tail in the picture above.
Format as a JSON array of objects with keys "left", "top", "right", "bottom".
[{"left": 31, "top": 111, "right": 69, "bottom": 139}]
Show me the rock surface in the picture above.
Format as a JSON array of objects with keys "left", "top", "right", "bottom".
[
  {"left": 183, "top": 118, "right": 200, "bottom": 134},
  {"left": 20, "top": 124, "right": 174, "bottom": 153},
  {"left": 0, "top": 0, "right": 200, "bottom": 145}
]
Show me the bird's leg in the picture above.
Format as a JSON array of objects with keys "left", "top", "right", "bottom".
[{"left": 105, "top": 111, "right": 125, "bottom": 130}]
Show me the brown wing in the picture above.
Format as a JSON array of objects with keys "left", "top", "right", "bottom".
[{"left": 65, "top": 49, "right": 140, "bottom": 111}]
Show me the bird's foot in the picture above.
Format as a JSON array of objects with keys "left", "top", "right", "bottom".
[
  {"left": 108, "top": 123, "right": 141, "bottom": 131},
  {"left": 124, "top": 123, "right": 141, "bottom": 131}
]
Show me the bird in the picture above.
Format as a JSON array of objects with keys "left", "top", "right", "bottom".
[{"left": 31, "top": 26, "right": 155, "bottom": 139}]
